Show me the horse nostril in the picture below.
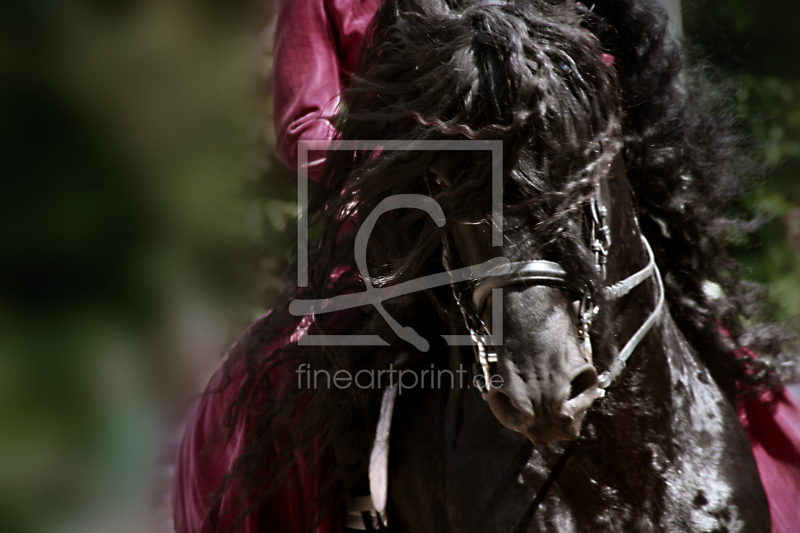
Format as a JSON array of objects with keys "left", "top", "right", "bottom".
[{"left": 569, "top": 368, "right": 598, "bottom": 401}]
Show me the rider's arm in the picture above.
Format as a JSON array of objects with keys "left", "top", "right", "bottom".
[{"left": 272, "top": 0, "right": 379, "bottom": 182}]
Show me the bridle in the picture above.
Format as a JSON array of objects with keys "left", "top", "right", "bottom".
[
  {"left": 359, "top": 178, "right": 667, "bottom": 531},
  {"left": 441, "top": 181, "right": 666, "bottom": 530},
  {"left": 443, "top": 179, "right": 665, "bottom": 396}
]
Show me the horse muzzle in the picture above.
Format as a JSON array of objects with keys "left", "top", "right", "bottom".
[{"left": 486, "top": 364, "right": 603, "bottom": 445}]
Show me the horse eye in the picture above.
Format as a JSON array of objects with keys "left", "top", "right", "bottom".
[
  {"left": 428, "top": 168, "right": 450, "bottom": 190},
  {"left": 558, "top": 61, "right": 572, "bottom": 75},
  {"left": 428, "top": 153, "right": 453, "bottom": 190}
]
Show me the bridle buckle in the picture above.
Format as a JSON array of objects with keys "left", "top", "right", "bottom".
[
  {"left": 577, "top": 292, "right": 598, "bottom": 363},
  {"left": 472, "top": 328, "right": 497, "bottom": 394}
]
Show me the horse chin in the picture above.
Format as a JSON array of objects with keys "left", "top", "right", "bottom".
[{"left": 486, "top": 385, "right": 604, "bottom": 446}]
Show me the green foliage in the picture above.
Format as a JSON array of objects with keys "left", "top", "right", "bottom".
[
  {"left": 0, "top": 1, "right": 292, "bottom": 531},
  {"left": 684, "top": 0, "right": 800, "bottom": 322}
]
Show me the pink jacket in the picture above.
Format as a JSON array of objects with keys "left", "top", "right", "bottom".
[
  {"left": 739, "top": 381, "right": 800, "bottom": 531},
  {"left": 173, "top": 4, "right": 379, "bottom": 531}
]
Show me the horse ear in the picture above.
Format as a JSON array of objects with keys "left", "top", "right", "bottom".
[{"left": 428, "top": 152, "right": 453, "bottom": 189}]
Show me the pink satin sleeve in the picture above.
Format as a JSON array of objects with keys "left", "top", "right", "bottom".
[
  {"left": 171, "top": 364, "right": 260, "bottom": 533},
  {"left": 273, "top": 0, "right": 379, "bottom": 181},
  {"left": 738, "top": 387, "right": 800, "bottom": 533}
]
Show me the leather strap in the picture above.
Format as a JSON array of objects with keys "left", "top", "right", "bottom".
[
  {"left": 597, "top": 237, "right": 664, "bottom": 389},
  {"left": 472, "top": 260, "right": 579, "bottom": 312}
]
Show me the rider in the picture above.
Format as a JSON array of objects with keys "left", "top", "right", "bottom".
[
  {"left": 172, "top": 1, "right": 800, "bottom": 532},
  {"left": 172, "top": 1, "right": 378, "bottom": 532}
]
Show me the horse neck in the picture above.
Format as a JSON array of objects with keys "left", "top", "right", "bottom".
[{"left": 598, "top": 165, "right": 731, "bottom": 425}]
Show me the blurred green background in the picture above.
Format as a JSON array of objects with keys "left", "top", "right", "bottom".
[
  {"left": 0, "top": 1, "right": 797, "bottom": 532},
  {"left": 683, "top": 0, "right": 800, "bottom": 322}
]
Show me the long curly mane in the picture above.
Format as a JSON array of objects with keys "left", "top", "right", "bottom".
[{"left": 210, "top": 0, "right": 797, "bottom": 529}]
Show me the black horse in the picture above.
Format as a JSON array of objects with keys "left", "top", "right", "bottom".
[
  {"left": 388, "top": 157, "right": 769, "bottom": 531},
  {"left": 213, "top": 0, "right": 786, "bottom": 531}
]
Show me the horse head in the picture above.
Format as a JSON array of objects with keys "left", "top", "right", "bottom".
[
  {"left": 430, "top": 151, "right": 603, "bottom": 444},
  {"left": 393, "top": 0, "right": 627, "bottom": 445}
]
